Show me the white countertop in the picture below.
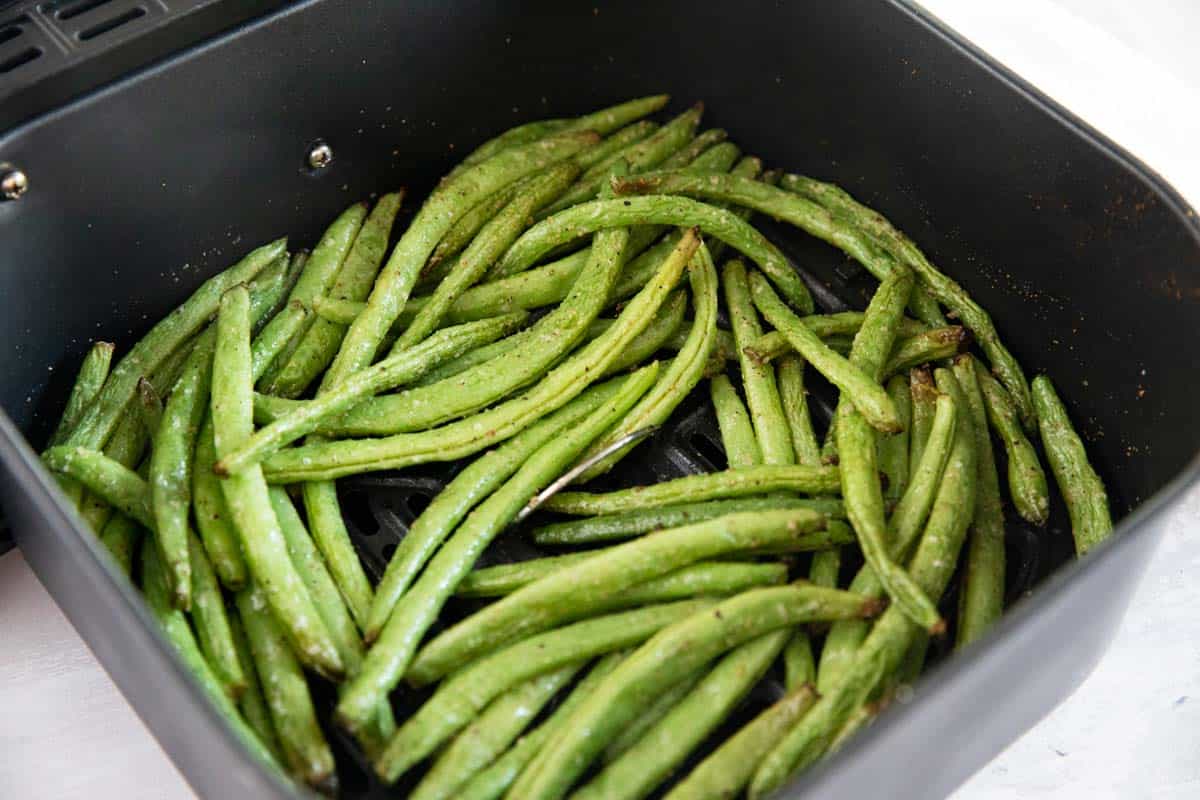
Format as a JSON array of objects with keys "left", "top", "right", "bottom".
[{"left": 3, "top": 2, "right": 1199, "bottom": 798}]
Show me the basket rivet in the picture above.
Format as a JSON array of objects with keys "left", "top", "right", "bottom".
[
  {"left": 1, "top": 169, "right": 28, "bottom": 201},
  {"left": 307, "top": 143, "right": 334, "bottom": 170}
]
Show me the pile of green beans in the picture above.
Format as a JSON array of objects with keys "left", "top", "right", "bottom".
[{"left": 41, "top": 95, "right": 1115, "bottom": 797}]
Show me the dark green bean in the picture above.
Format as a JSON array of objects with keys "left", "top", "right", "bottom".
[
  {"left": 953, "top": 356, "right": 1007, "bottom": 647},
  {"left": 1031, "top": 376, "right": 1112, "bottom": 554},
  {"left": 531, "top": 496, "right": 847, "bottom": 546},
  {"left": 976, "top": 361, "right": 1050, "bottom": 525},
  {"left": 459, "top": 560, "right": 787, "bottom": 600},
  {"left": 881, "top": 325, "right": 970, "bottom": 379},
  {"left": 51, "top": 341, "right": 115, "bottom": 447},
  {"left": 99, "top": 513, "right": 140, "bottom": 576},
  {"left": 908, "top": 367, "right": 938, "bottom": 478},
  {"left": 879, "top": 374, "right": 913, "bottom": 504},
  {"left": 777, "top": 355, "right": 821, "bottom": 466},
  {"left": 228, "top": 612, "right": 282, "bottom": 763}
]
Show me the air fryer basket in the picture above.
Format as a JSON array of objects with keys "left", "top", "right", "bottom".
[{"left": 1, "top": 1, "right": 1198, "bottom": 798}]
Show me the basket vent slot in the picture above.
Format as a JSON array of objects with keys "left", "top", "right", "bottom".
[
  {"left": 78, "top": 5, "right": 143, "bottom": 40},
  {"left": 0, "top": 45, "right": 39, "bottom": 73},
  {"left": 53, "top": 0, "right": 114, "bottom": 21}
]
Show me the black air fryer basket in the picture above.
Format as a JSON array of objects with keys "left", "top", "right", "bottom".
[{"left": 1, "top": 2, "right": 1197, "bottom": 798}]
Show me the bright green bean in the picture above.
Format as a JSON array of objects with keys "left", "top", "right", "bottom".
[
  {"left": 228, "top": 612, "right": 282, "bottom": 763},
  {"left": 362, "top": 379, "right": 623, "bottom": 642},
  {"left": 372, "top": 600, "right": 709, "bottom": 783},
  {"left": 576, "top": 630, "right": 790, "bottom": 800},
  {"left": 530, "top": 496, "right": 847, "bottom": 546},
  {"left": 66, "top": 239, "right": 285, "bottom": 451},
  {"left": 725, "top": 261, "right": 795, "bottom": 464},
  {"left": 977, "top": 361, "right": 1050, "bottom": 525},
  {"left": 571, "top": 240, "right": 719, "bottom": 480},
  {"left": 401, "top": 164, "right": 578, "bottom": 347},
  {"left": 337, "top": 365, "right": 658, "bottom": 733},
  {"left": 135, "top": 378, "right": 163, "bottom": 440},
  {"left": 750, "top": 270, "right": 901, "bottom": 433},
  {"left": 460, "top": 653, "right": 626, "bottom": 800},
  {"left": 664, "top": 683, "right": 818, "bottom": 800},
  {"left": 409, "top": 508, "right": 830, "bottom": 686},
  {"left": 191, "top": 417, "right": 246, "bottom": 589},
  {"left": 749, "top": 368, "right": 976, "bottom": 797},
  {"left": 1032, "top": 375, "right": 1112, "bottom": 554},
  {"left": 513, "top": 585, "right": 880, "bottom": 800},
  {"left": 325, "top": 132, "right": 597, "bottom": 387},
  {"left": 953, "top": 356, "right": 1007, "bottom": 647},
  {"left": 538, "top": 106, "right": 703, "bottom": 219},
  {"left": 211, "top": 286, "right": 342, "bottom": 679},
  {"left": 778, "top": 355, "right": 821, "bottom": 466},
  {"left": 599, "top": 290, "right": 686, "bottom": 374},
  {"left": 411, "top": 663, "right": 582, "bottom": 800},
  {"left": 51, "top": 341, "right": 114, "bottom": 447},
  {"left": 493, "top": 195, "right": 813, "bottom": 312},
  {"left": 183, "top": 532, "right": 244, "bottom": 701},
  {"left": 710, "top": 374, "right": 762, "bottom": 468},
  {"left": 748, "top": 316, "right": 927, "bottom": 361},
  {"left": 601, "top": 666, "right": 708, "bottom": 766},
  {"left": 139, "top": 542, "right": 281, "bottom": 774},
  {"left": 235, "top": 583, "right": 335, "bottom": 790},
  {"left": 43, "top": 446, "right": 152, "bottom": 527},
  {"left": 542, "top": 465, "right": 840, "bottom": 516},
  {"left": 784, "top": 631, "right": 816, "bottom": 690},
  {"left": 261, "top": 235, "right": 700, "bottom": 481}
]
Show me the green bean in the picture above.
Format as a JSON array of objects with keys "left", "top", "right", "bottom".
[
  {"left": 456, "top": 95, "right": 669, "bottom": 171},
  {"left": 249, "top": 301, "right": 311, "bottom": 380},
  {"left": 693, "top": 151, "right": 759, "bottom": 261},
  {"left": 748, "top": 315, "right": 928, "bottom": 362},
  {"left": 66, "top": 239, "right": 286, "bottom": 451},
  {"left": 362, "top": 380, "right": 623, "bottom": 644},
  {"left": 51, "top": 341, "right": 115, "bottom": 447},
  {"left": 572, "top": 241, "right": 720, "bottom": 480},
  {"left": 139, "top": 542, "right": 282, "bottom": 774},
  {"left": 575, "top": 121, "right": 661, "bottom": 170},
  {"left": 511, "top": 584, "right": 880, "bottom": 800},
  {"left": 881, "top": 325, "right": 970, "bottom": 379},
  {"left": 784, "top": 632, "right": 816, "bottom": 690},
  {"left": 808, "top": 549, "right": 841, "bottom": 590},
  {"left": 228, "top": 612, "right": 283, "bottom": 762},
  {"left": 412, "top": 664, "right": 582, "bottom": 800},
  {"left": 187, "top": 531, "right": 246, "bottom": 697},
  {"left": 599, "top": 290, "right": 686, "bottom": 374},
  {"left": 539, "top": 106, "right": 703, "bottom": 220},
  {"left": 261, "top": 234, "right": 701, "bottom": 481},
  {"left": 664, "top": 683, "right": 818, "bottom": 800},
  {"left": 817, "top": 391, "right": 958, "bottom": 692},
  {"left": 531, "top": 496, "right": 846, "bottom": 546},
  {"left": 953, "top": 356, "right": 1007, "bottom": 647},
  {"left": 976, "top": 362, "right": 1050, "bottom": 525},
  {"left": 43, "top": 446, "right": 152, "bottom": 527},
  {"left": 401, "top": 165, "right": 578, "bottom": 348},
  {"left": 777, "top": 356, "right": 821, "bottom": 466},
  {"left": 724, "top": 262, "right": 795, "bottom": 465},
  {"left": 779, "top": 173, "right": 1033, "bottom": 425},
  {"left": 99, "top": 513, "right": 140, "bottom": 576},
  {"left": 495, "top": 194, "right": 813, "bottom": 311},
  {"left": 908, "top": 367, "right": 938, "bottom": 477},
  {"left": 461, "top": 560, "right": 788, "bottom": 601},
  {"left": 750, "top": 270, "right": 902, "bottom": 433},
  {"left": 191, "top": 417, "right": 246, "bottom": 589},
  {"left": 835, "top": 267, "right": 943, "bottom": 632},
  {"left": 576, "top": 630, "right": 790, "bottom": 800},
  {"left": 267, "top": 487, "right": 395, "bottom": 756},
  {"left": 710, "top": 374, "right": 761, "bottom": 468},
  {"left": 223, "top": 314, "right": 528, "bottom": 474},
  {"left": 373, "top": 600, "right": 709, "bottom": 783},
  {"left": 135, "top": 377, "right": 163, "bottom": 439},
  {"left": 601, "top": 665, "right": 708, "bottom": 765},
  {"left": 1032, "top": 375, "right": 1112, "bottom": 554},
  {"left": 325, "top": 133, "right": 597, "bottom": 388},
  {"left": 338, "top": 365, "right": 657, "bottom": 733},
  {"left": 460, "top": 653, "right": 626, "bottom": 800},
  {"left": 320, "top": 169, "right": 640, "bottom": 436},
  {"left": 293, "top": 482, "right": 369, "bottom": 633},
  {"left": 211, "top": 286, "right": 343, "bottom": 679},
  {"left": 542, "top": 465, "right": 840, "bottom": 516},
  {"left": 409, "top": 508, "right": 830, "bottom": 686},
  {"left": 827, "top": 701, "right": 879, "bottom": 755},
  {"left": 149, "top": 327, "right": 220, "bottom": 609},
  {"left": 427, "top": 185, "right": 526, "bottom": 279},
  {"left": 749, "top": 369, "right": 976, "bottom": 797},
  {"left": 235, "top": 583, "right": 335, "bottom": 791},
  {"left": 879, "top": 374, "right": 913, "bottom": 504},
  {"left": 659, "top": 128, "right": 728, "bottom": 169}
]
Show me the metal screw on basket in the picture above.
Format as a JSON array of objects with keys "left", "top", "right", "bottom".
[
  {"left": 1, "top": 169, "right": 28, "bottom": 201},
  {"left": 307, "top": 142, "right": 334, "bottom": 170}
]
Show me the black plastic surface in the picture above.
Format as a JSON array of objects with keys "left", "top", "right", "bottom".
[{"left": 0, "top": 1, "right": 1198, "bottom": 798}]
